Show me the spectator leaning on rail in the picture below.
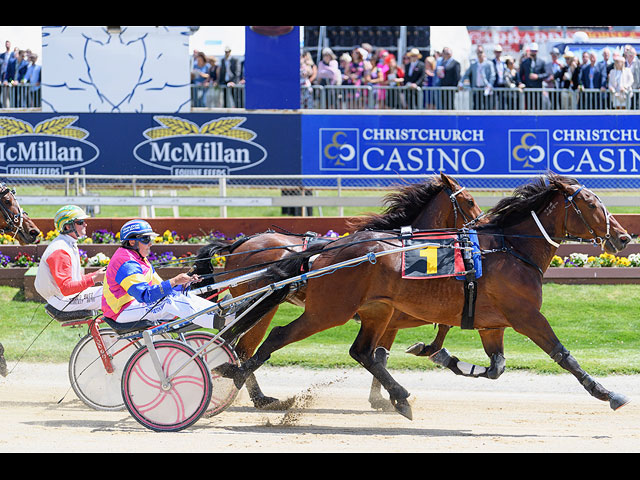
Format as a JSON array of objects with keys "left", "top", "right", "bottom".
[
  {"left": 102, "top": 219, "right": 224, "bottom": 330},
  {"left": 35, "top": 206, "right": 106, "bottom": 313},
  {"left": 458, "top": 45, "right": 496, "bottom": 110}
]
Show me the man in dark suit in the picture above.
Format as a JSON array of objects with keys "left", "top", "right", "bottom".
[
  {"left": 404, "top": 48, "right": 426, "bottom": 108},
  {"left": 218, "top": 46, "right": 240, "bottom": 107},
  {"left": 579, "top": 50, "right": 606, "bottom": 109},
  {"left": 436, "top": 47, "right": 460, "bottom": 109},
  {"left": 518, "top": 42, "right": 547, "bottom": 109}
]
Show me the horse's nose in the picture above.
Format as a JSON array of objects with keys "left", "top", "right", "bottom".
[{"left": 620, "top": 233, "right": 632, "bottom": 248}]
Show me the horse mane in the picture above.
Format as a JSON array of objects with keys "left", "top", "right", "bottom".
[
  {"left": 480, "top": 172, "right": 580, "bottom": 230},
  {"left": 346, "top": 176, "right": 446, "bottom": 231}
]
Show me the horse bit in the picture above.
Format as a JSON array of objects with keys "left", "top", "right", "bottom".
[{"left": 0, "top": 182, "right": 25, "bottom": 238}]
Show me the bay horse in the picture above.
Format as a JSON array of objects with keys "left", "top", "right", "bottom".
[
  {"left": 193, "top": 173, "right": 483, "bottom": 409},
  {"left": 225, "top": 173, "right": 633, "bottom": 419},
  {"left": 0, "top": 181, "right": 41, "bottom": 377}
]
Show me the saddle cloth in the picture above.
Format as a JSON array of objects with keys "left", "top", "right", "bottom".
[{"left": 401, "top": 231, "right": 483, "bottom": 280}]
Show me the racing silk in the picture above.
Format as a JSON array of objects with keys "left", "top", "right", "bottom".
[
  {"left": 102, "top": 247, "right": 173, "bottom": 320},
  {"left": 35, "top": 234, "right": 94, "bottom": 301}
]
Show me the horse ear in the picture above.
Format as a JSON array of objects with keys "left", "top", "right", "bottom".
[{"left": 440, "top": 172, "right": 455, "bottom": 189}]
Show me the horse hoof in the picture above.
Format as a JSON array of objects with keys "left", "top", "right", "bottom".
[
  {"left": 405, "top": 342, "right": 427, "bottom": 357},
  {"left": 609, "top": 392, "right": 631, "bottom": 411},
  {"left": 392, "top": 396, "right": 414, "bottom": 420},
  {"left": 255, "top": 396, "right": 296, "bottom": 411}
]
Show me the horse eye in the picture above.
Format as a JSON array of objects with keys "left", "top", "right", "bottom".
[
  {"left": 467, "top": 199, "right": 475, "bottom": 207},
  {"left": 588, "top": 202, "right": 597, "bottom": 209}
]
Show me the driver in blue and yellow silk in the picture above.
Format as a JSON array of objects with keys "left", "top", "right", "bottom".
[{"left": 102, "top": 219, "right": 220, "bottom": 329}]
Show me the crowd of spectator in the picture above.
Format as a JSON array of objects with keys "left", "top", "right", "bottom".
[
  {"left": 298, "top": 41, "right": 640, "bottom": 110},
  {"left": 190, "top": 47, "right": 244, "bottom": 108},
  {"left": 0, "top": 39, "right": 41, "bottom": 108}
]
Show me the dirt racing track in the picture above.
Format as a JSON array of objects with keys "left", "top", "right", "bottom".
[{"left": 1, "top": 363, "right": 639, "bottom": 452}]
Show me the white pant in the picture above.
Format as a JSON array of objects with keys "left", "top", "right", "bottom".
[
  {"left": 114, "top": 290, "right": 221, "bottom": 329},
  {"left": 47, "top": 285, "right": 103, "bottom": 312}
]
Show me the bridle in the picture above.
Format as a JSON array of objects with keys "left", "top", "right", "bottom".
[
  {"left": 531, "top": 184, "right": 616, "bottom": 251},
  {"left": 0, "top": 182, "right": 25, "bottom": 239},
  {"left": 443, "top": 185, "right": 485, "bottom": 228}
]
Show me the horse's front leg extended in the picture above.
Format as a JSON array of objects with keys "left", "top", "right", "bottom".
[{"left": 511, "top": 308, "right": 630, "bottom": 411}]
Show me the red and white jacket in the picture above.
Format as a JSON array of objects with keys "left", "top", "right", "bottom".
[{"left": 35, "top": 234, "right": 95, "bottom": 300}]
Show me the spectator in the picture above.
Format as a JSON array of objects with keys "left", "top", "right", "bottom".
[
  {"left": 557, "top": 51, "right": 581, "bottom": 109},
  {"left": 609, "top": 53, "right": 634, "bottom": 109},
  {"left": 369, "top": 49, "right": 389, "bottom": 108},
  {"left": 624, "top": 45, "right": 640, "bottom": 108},
  {"left": 597, "top": 48, "right": 614, "bottom": 90},
  {"left": 459, "top": 45, "right": 496, "bottom": 110},
  {"left": 545, "top": 47, "right": 564, "bottom": 109},
  {"left": 518, "top": 42, "right": 546, "bottom": 109},
  {"left": 191, "top": 51, "right": 210, "bottom": 107},
  {"left": 219, "top": 46, "right": 240, "bottom": 107},
  {"left": 492, "top": 44, "right": 507, "bottom": 109},
  {"left": 385, "top": 54, "right": 405, "bottom": 108},
  {"left": 579, "top": 51, "right": 605, "bottom": 109},
  {"left": 6, "top": 49, "right": 28, "bottom": 108},
  {"left": 316, "top": 48, "right": 342, "bottom": 86},
  {"left": 436, "top": 46, "right": 460, "bottom": 109},
  {"left": 404, "top": 48, "right": 425, "bottom": 109},
  {"left": 339, "top": 52, "right": 353, "bottom": 86},
  {"left": 300, "top": 51, "right": 316, "bottom": 108},
  {"left": 423, "top": 55, "right": 436, "bottom": 109},
  {"left": 205, "top": 55, "right": 220, "bottom": 108},
  {"left": 0, "top": 41, "right": 12, "bottom": 108},
  {"left": 23, "top": 53, "right": 41, "bottom": 108},
  {"left": 502, "top": 56, "right": 520, "bottom": 109}
]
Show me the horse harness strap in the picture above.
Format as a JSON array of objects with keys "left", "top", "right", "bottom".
[{"left": 458, "top": 231, "right": 477, "bottom": 330}]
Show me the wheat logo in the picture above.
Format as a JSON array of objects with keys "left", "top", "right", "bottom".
[
  {"left": 133, "top": 115, "right": 267, "bottom": 175},
  {"left": 0, "top": 115, "right": 99, "bottom": 174}
]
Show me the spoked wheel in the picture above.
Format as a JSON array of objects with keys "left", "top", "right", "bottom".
[
  {"left": 183, "top": 332, "right": 240, "bottom": 417},
  {"left": 121, "top": 339, "right": 212, "bottom": 432},
  {"left": 68, "top": 328, "right": 140, "bottom": 411}
]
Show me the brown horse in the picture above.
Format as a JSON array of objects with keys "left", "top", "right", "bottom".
[
  {"left": 226, "top": 173, "right": 632, "bottom": 420},
  {"left": 193, "top": 173, "right": 483, "bottom": 409},
  {"left": 0, "top": 181, "right": 41, "bottom": 377}
]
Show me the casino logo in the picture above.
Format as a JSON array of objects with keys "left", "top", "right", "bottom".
[
  {"left": 509, "top": 129, "right": 549, "bottom": 172},
  {"left": 319, "top": 128, "right": 359, "bottom": 171},
  {"left": 133, "top": 116, "right": 267, "bottom": 175},
  {"left": 0, "top": 116, "right": 99, "bottom": 175}
]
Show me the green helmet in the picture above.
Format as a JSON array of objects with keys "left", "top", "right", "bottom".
[{"left": 54, "top": 205, "right": 89, "bottom": 233}]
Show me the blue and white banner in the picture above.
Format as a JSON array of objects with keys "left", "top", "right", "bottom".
[
  {"left": 302, "top": 113, "right": 640, "bottom": 187},
  {"left": 0, "top": 112, "right": 301, "bottom": 178}
]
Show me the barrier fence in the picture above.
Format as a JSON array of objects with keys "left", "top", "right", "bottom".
[
  {"left": 5, "top": 173, "right": 640, "bottom": 218},
  {"left": 188, "top": 85, "right": 640, "bottom": 111}
]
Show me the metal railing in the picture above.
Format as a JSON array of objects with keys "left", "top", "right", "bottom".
[
  {"left": 0, "top": 84, "right": 41, "bottom": 109},
  {"left": 189, "top": 84, "right": 640, "bottom": 111},
  {"left": 6, "top": 173, "right": 640, "bottom": 218}
]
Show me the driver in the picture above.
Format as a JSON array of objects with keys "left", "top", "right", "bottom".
[
  {"left": 102, "top": 219, "right": 221, "bottom": 329},
  {"left": 35, "top": 205, "right": 105, "bottom": 312}
]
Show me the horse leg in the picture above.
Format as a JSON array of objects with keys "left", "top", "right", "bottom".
[
  {"left": 350, "top": 303, "right": 413, "bottom": 420},
  {"left": 0, "top": 342, "right": 7, "bottom": 377},
  {"left": 234, "top": 308, "right": 293, "bottom": 410},
  {"left": 405, "top": 324, "right": 452, "bottom": 357},
  {"left": 368, "top": 327, "right": 397, "bottom": 411},
  {"left": 511, "top": 309, "right": 630, "bottom": 411}
]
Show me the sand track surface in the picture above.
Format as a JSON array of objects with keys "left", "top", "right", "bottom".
[{"left": 1, "top": 363, "right": 639, "bottom": 452}]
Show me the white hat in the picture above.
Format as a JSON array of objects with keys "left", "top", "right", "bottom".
[
  {"left": 494, "top": 44, "right": 503, "bottom": 52},
  {"left": 530, "top": 42, "right": 539, "bottom": 51}
]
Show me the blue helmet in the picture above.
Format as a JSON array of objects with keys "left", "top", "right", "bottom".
[{"left": 119, "top": 219, "right": 158, "bottom": 243}]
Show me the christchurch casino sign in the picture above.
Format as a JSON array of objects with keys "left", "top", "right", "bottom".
[
  {"left": 0, "top": 116, "right": 99, "bottom": 175},
  {"left": 133, "top": 116, "right": 268, "bottom": 176}
]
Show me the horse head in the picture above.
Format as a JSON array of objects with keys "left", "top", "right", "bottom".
[
  {"left": 439, "top": 173, "right": 484, "bottom": 229},
  {"left": 0, "top": 183, "right": 41, "bottom": 245},
  {"left": 549, "top": 175, "right": 631, "bottom": 254}
]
